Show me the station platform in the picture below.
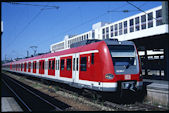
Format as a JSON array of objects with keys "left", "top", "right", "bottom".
[
  {"left": 143, "top": 79, "right": 168, "bottom": 90},
  {"left": 1, "top": 80, "right": 23, "bottom": 112},
  {"left": 143, "top": 79, "right": 169, "bottom": 107},
  {"left": 1, "top": 97, "right": 23, "bottom": 112}
]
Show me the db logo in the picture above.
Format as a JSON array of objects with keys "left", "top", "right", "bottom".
[{"left": 125, "top": 74, "right": 131, "bottom": 80}]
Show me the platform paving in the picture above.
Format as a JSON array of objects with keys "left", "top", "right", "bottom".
[
  {"left": 143, "top": 79, "right": 168, "bottom": 90},
  {"left": 1, "top": 79, "right": 23, "bottom": 112},
  {"left": 143, "top": 79, "right": 169, "bottom": 107},
  {"left": 1, "top": 97, "right": 23, "bottom": 112}
]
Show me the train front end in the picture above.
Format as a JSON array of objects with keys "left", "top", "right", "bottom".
[{"left": 102, "top": 40, "right": 143, "bottom": 92}]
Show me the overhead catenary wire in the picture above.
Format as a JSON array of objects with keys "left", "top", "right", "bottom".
[
  {"left": 49, "top": 3, "right": 129, "bottom": 43},
  {"left": 6, "top": 2, "right": 59, "bottom": 9},
  {"left": 126, "top": 1, "right": 159, "bottom": 21},
  {"left": 5, "top": 2, "right": 55, "bottom": 55},
  {"left": 5, "top": 10, "right": 44, "bottom": 52}
]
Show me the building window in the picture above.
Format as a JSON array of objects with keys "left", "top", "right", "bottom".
[
  {"left": 102, "top": 28, "right": 105, "bottom": 34},
  {"left": 102, "top": 28, "right": 105, "bottom": 39},
  {"left": 135, "top": 17, "right": 140, "bottom": 31},
  {"left": 156, "top": 9, "right": 162, "bottom": 26},
  {"left": 61, "top": 59, "right": 64, "bottom": 70},
  {"left": 68, "top": 40, "right": 70, "bottom": 48},
  {"left": 141, "top": 15, "right": 146, "bottom": 29},
  {"left": 103, "top": 35, "right": 105, "bottom": 39},
  {"left": 123, "top": 21, "right": 127, "bottom": 34},
  {"left": 67, "top": 59, "right": 71, "bottom": 71},
  {"left": 92, "top": 30, "right": 95, "bottom": 39},
  {"left": 86, "top": 34, "right": 88, "bottom": 39},
  {"left": 106, "top": 27, "right": 109, "bottom": 39},
  {"left": 130, "top": 19, "right": 134, "bottom": 32},
  {"left": 80, "top": 57, "right": 87, "bottom": 71},
  {"left": 148, "top": 12, "right": 153, "bottom": 28},
  {"left": 110, "top": 25, "right": 113, "bottom": 37},
  {"left": 115, "top": 24, "right": 118, "bottom": 36},
  {"left": 84, "top": 35, "right": 86, "bottom": 40},
  {"left": 119, "top": 22, "right": 122, "bottom": 35}
]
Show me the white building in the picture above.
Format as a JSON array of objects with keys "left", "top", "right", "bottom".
[{"left": 50, "top": 5, "right": 168, "bottom": 53}]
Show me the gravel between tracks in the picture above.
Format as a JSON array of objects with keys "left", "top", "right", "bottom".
[{"left": 2, "top": 71, "right": 115, "bottom": 111}]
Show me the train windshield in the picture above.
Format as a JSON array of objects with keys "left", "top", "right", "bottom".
[
  {"left": 108, "top": 45, "right": 138, "bottom": 74},
  {"left": 108, "top": 45, "right": 134, "bottom": 52}
]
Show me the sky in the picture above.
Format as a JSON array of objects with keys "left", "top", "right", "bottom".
[{"left": 1, "top": 1, "right": 162, "bottom": 61}]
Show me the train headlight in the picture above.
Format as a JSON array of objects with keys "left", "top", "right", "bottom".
[{"left": 105, "top": 74, "right": 114, "bottom": 79}]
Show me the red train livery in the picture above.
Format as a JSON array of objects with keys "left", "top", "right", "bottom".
[{"left": 2, "top": 39, "right": 143, "bottom": 92}]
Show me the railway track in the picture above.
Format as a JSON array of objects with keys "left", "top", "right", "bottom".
[
  {"left": 2, "top": 71, "right": 168, "bottom": 111},
  {"left": 103, "top": 101, "right": 168, "bottom": 111},
  {"left": 2, "top": 74, "right": 70, "bottom": 112},
  {"left": 45, "top": 79, "right": 168, "bottom": 111}
]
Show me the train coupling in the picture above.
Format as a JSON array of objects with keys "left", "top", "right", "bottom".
[{"left": 121, "top": 81, "right": 137, "bottom": 92}]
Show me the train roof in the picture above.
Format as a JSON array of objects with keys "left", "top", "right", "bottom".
[
  {"left": 70, "top": 39, "right": 134, "bottom": 48},
  {"left": 3, "top": 39, "right": 135, "bottom": 65}
]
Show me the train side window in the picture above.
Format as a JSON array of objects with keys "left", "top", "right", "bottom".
[
  {"left": 67, "top": 58, "right": 71, "bottom": 71},
  {"left": 58, "top": 60, "right": 60, "bottom": 70},
  {"left": 91, "top": 53, "right": 94, "bottom": 64},
  {"left": 39, "top": 62, "right": 41, "bottom": 69},
  {"left": 33, "top": 62, "right": 34, "bottom": 69},
  {"left": 73, "top": 58, "right": 75, "bottom": 71},
  {"left": 56, "top": 60, "right": 57, "bottom": 70},
  {"left": 49, "top": 60, "right": 51, "bottom": 69},
  {"left": 29, "top": 62, "right": 31, "bottom": 70},
  {"left": 21, "top": 63, "right": 23, "bottom": 71},
  {"left": 31, "top": 63, "right": 33, "bottom": 69},
  {"left": 27, "top": 63, "right": 28, "bottom": 69},
  {"left": 35, "top": 62, "right": 37, "bottom": 70},
  {"left": 42, "top": 61, "right": 44, "bottom": 70},
  {"left": 76, "top": 58, "right": 78, "bottom": 71},
  {"left": 52, "top": 60, "right": 55, "bottom": 70},
  {"left": 80, "top": 57, "right": 87, "bottom": 71},
  {"left": 61, "top": 59, "right": 64, "bottom": 70}
]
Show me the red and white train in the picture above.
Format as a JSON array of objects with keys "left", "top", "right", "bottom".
[{"left": 2, "top": 39, "right": 143, "bottom": 92}]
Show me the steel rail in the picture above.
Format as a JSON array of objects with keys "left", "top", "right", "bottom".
[
  {"left": 2, "top": 79, "right": 32, "bottom": 112},
  {"left": 4, "top": 75, "right": 63, "bottom": 111}
]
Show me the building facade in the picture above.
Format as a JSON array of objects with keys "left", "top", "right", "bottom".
[{"left": 50, "top": 5, "right": 168, "bottom": 53}]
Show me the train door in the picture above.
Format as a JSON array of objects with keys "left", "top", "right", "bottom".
[
  {"left": 41, "top": 60, "right": 45, "bottom": 74},
  {"left": 39, "top": 60, "right": 41, "bottom": 74},
  {"left": 72, "top": 53, "right": 79, "bottom": 83},
  {"left": 33, "top": 61, "right": 37, "bottom": 73},
  {"left": 24, "top": 62, "right": 27, "bottom": 72},
  {"left": 28, "top": 62, "right": 31, "bottom": 72},
  {"left": 60, "top": 56, "right": 72, "bottom": 78},
  {"left": 16, "top": 64, "right": 17, "bottom": 71},
  {"left": 48, "top": 58, "right": 55, "bottom": 76},
  {"left": 21, "top": 63, "right": 23, "bottom": 71},
  {"left": 39, "top": 60, "right": 45, "bottom": 74}
]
